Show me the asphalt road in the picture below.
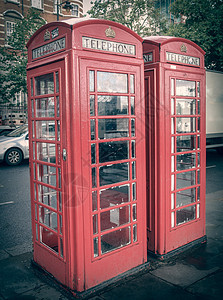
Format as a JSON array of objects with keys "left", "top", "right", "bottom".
[{"left": 0, "top": 149, "right": 222, "bottom": 254}]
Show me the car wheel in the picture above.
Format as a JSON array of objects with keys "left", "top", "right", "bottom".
[{"left": 5, "top": 148, "right": 23, "bottom": 166}]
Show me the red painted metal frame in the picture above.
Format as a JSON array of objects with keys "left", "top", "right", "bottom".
[
  {"left": 27, "top": 19, "right": 147, "bottom": 293},
  {"left": 143, "top": 37, "right": 206, "bottom": 256}
]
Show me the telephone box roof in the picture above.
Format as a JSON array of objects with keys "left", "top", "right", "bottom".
[
  {"left": 143, "top": 36, "right": 205, "bottom": 55},
  {"left": 27, "top": 18, "right": 143, "bottom": 48}
]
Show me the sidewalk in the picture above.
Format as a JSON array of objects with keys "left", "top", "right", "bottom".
[{"left": 1, "top": 189, "right": 223, "bottom": 300}]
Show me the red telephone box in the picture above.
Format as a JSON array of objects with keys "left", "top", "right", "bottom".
[
  {"left": 26, "top": 19, "right": 147, "bottom": 293},
  {"left": 143, "top": 37, "right": 206, "bottom": 257}
]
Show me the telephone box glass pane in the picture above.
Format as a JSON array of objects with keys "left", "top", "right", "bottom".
[
  {"left": 98, "top": 96, "right": 128, "bottom": 115},
  {"left": 37, "top": 164, "right": 57, "bottom": 187},
  {"left": 89, "top": 70, "right": 95, "bottom": 92},
  {"left": 40, "top": 227, "right": 58, "bottom": 253},
  {"left": 101, "top": 226, "right": 130, "bottom": 254},
  {"left": 176, "top": 153, "right": 196, "bottom": 171},
  {"left": 36, "top": 121, "right": 55, "bottom": 140},
  {"left": 176, "top": 118, "right": 196, "bottom": 133},
  {"left": 176, "top": 80, "right": 196, "bottom": 97},
  {"left": 91, "top": 144, "right": 96, "bottom": 164},
  {"left": 176, "top": 170, "right": 196, "bottom": 190},
  {"left": 131, "top": 97, "right": 135, "bottom": 115},
  {"left": 176, "top": 135, "right": 196, "bottom": 152},
  {"left": 99, "top": 162, "right": 129, "bottom": 186},
  {"left": 100, "top": 205, "right": 130, "bottom": 232},
  {"left": 176, "top": 188, "right": 196, "bottom": 208},
  {"left": 35, "top": 73, "right": 54, "bottom": 95},
  {"left": 39, "top": 206, "right": 57, "bottom": 231},
  {"left": 98, "top": 119, "right": 129, "bottom": 139},
  {"left": 130, "top": 75, "right": 135, "bottom": 93},
  {"left": 99, "top": 141, "right": 129, "bottom": 163},
  {"left": 100, "top": 184, "right": 130, "bottom": 209},
  {"left": 97, "top": 72, "right": 128, "bottom": 93},
  {"left": 131, "top": 119, "right": 135, "bottom": 137},
  {"left": 92, "top": 191, "right": 97, "bottom": 211},
  {"left": 90, "top": 95, "right": 95, "bottom": 116},
  {"left": 176, "top": 205, "right": 196, "bottom": 226},
  {"left": 35, "top": 98, "right": 55, "bottom": 118},
  {"left": 37, "top": 142, "right": 56, "bottom": 164},
  {"left": 38, "top": 184, "right": 57, "bottom": 209},
  {"left": 176, "top": 99, "right": 196, "bottom": 115},
  {"left": 91, "top": 119, "right": 95, "bottom": 140}
]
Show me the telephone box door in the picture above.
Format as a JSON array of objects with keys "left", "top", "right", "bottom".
[
  {"left": 28, "top": 59, "right": 68, "bottom": 282},
  {"left": 165, "top": 70, "right": 206, "bottom": 251},
  {"left": 80, "top": 59, "right": 146, "bottom": 289}
]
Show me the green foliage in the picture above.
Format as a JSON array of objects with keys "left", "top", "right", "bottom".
[
  {"left": 0, "top": 8, "right": 46, "bottom": 104},
  {"left": 167, "top": 0, "right": 223, "bottom": 71},
  {"left": 88, "top": 0, "right": 167, "bottom": 37}
]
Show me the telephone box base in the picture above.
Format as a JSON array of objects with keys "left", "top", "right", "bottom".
[
  {"left": 147, "top": 235, "right": 207, "bottom": 261},
  {"left": 32, "top": 259, "right": 151, "bottom": 298}
]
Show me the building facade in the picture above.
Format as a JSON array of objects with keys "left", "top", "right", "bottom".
[{"left": 0, "top": 0, "right": 83, "bottom": 126}]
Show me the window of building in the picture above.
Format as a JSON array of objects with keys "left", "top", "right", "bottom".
[
  {"left": 4, "top": 10, "right": 23, "bottom": 45},
  {"left": 71, "top": 4, "right": 79, "bottom": 17},
  {"left": 6, "top": 0, "right": 20, "bottom": 4},
  {"left": 31, "top": 0, "right": 43, "bottom": 10},
  {"left": 6, "top": 21, "right": 15, "bottom": 41}
]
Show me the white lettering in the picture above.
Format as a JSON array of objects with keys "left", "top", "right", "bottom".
[
  {"left": 32, "top": 37, "right": 66, "bottom": 59},
  {"left": 166, "top": 51, "right": 200, "bottom": 66},
  {"left": 82, "top": 36, "right": 136, "bottom": 56}
]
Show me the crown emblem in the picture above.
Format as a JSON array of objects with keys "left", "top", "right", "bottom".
[
  {"left": 181, "top": 43, "right": 187, "bottom": 53},
  {"left": 105, "top": 26, "right": 116, "bottom": 38},
  {"left": 44, "top": 30, "right": 51, "bottom": 41}
]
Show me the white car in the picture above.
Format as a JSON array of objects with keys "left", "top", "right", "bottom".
[{"left": 0, "top": 125, "right": 29, "bottom": 166}]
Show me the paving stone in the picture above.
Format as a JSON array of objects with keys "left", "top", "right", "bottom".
[
  {"left": 150, "top": 262, "right": 219, "bottom": 288},
  {"left": 186, "top": 270, "right": 223, "bottom": 299},
  {"left": 0, "top": 249, "right": 10, "bottom": 261},
  {"left": 99, "top": 272, "right": 199, "bottom": 300},
  {"left": 5, "top": 242, "right": 33, "bottom": 256}
]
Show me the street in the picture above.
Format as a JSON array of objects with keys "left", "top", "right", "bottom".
[{"left": 0, "top": 150, "right": 223, "bottom": 255}]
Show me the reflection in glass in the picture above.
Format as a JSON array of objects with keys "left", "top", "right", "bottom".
[
  {"left": 131, "top": 97, "right": 135, "bottom": 115},
  {"left": 56, "top": 96, "right": 60, "bottom": 117},
  {"left": 101, "top": 226, "right": 130, "bottom": 254},
  {"left": 176, "top": 205, "right": 196, "bottom": 226},
  {"left": 94, "top": 237, "right": 98, "bottom": 257},
  {"left": 93, "top": 214, "right": 98, "bottom": 234},
  {"left": 31, "top": 79, "right": 34, "bottom": 96},
  {"left": 198, "top": 117, "right": 200, "bottom": 132},
  {"left": 97, "top": 71, "right": 128, "bottom": 93},
  {"left": 176, "top": 135, "right": 196, "bottom": 152},
  {"left": 130, "top": 75, "right": 135, "bottom": 93},
  {"left": 176, "top": 170, "right": 196, "bottom": 190},
  {"left": 132, "top": 140, "right": 135, "bottom": 158},
  {"left": 176, "top": 80, "right": 196, "bottom": 97},
  {"left": 56, "top": 72, "right": 59, "bottom": 93},
  {"left": 37, "top": 164, "right": 57, "bottom": 187},
  {"left": 176, "top": 99, "right": 196, "bottom": 115},
  {"left": 133, "top": 204, "right": 137, "bottom": 221},
  {"left": 171, "top": 98, "right": 175, "bottom": 115},
  {"left": 91, "top": 143, "right": 96, "bottom": 164},
  {"left": 176, "top": 117, "right": 196, "bottom": 133},
  {"left": 132, "top": 182, "right": 136, "bottom": 201},
  {"left": 99, "top": 162, "right": 129, "bottom": 186},
  {"left": 171, "top": 193, "right": 175, "bottom": 209},
  {"left": 197, "top": 82, "right": 200, "bottom": 97},
  {"left": 99, "top": 141, "right": 129, "bottom": 163},
  {"left": 171, "top": 118, "right": 175, "bottom": 134},
  {"left": 35, "top": 73, "right": 54, "bottom": 95},
  {"left": 57, "top": 121, "right": 60, "bottom": 141},
  {"left": 91, "top": 119, "right": 95, "bottom": 140},
  {"left": 90, "top": 95, "right": 95, "bottom": 116},
  {"left": 171, "top": 79, "right": 175, "bottom": 96},
  {"left": 100, "top": 205, "right": 130, "bottom": 232},
  {"left": 36, "top": 98, "right": 55, "bottom": 117},
  {"left": 171, "top": 137, "right": 175, "bottom": 153},
  {"left": 176, "top": 153, "right": 196, "bottom": 171},
  {"left": 38, "top": 184, "right": 57, "bottom": 209},
  {"left": 176, "top": 188, "right": 196, "bottom": 208},
  {"left": 171, "top": 156, "right": 175, "bottom": 172},
  {"left": 131, "top": 119, "right": 135, "bottom": 137},
  {"left": 171, "top": 212, "right": 175, "bottom": 228},
  {"left": 92, "top": 168, "right": 96, "bottom": 188},
  {"left": 197, "top": 100, "right": 200, "bottom": 115},
  {"left": 133, "top": 224, "right": 137, "bottom": 242},
  {"left": 197, "top": 186, "right": 200, "bottom": 201},
  {"left": 98, "top": 118, "right": 129, "bottom": 139},
  {"left": 92, "top": 191, "right": 97, "bottom": 211},
  {"left": 39, "top": 206, "right": 57, "bottom": 231},
  {"left": 197, "top": 203, "right": 200, "bottom": 218},
  {"left": 37, "top": 142, "right": 56, "bottom": 164},
  {"left": 98, "top": 95, "right": 128, "bottom": 115},
  {"left": 100, "top": 184, "right": 130, "bottom": 209},
  {"left": 31, "top": 100, "right": 34, "bottom": 117},
  {"left": 36, "top": 121, "right": 55, "bottom": 140},
  {"left": 132, "top": 161, "right": 136, "bottom": 179},
  {"left": 89, "top": 70, "right": 95, "bottom": 92}
]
